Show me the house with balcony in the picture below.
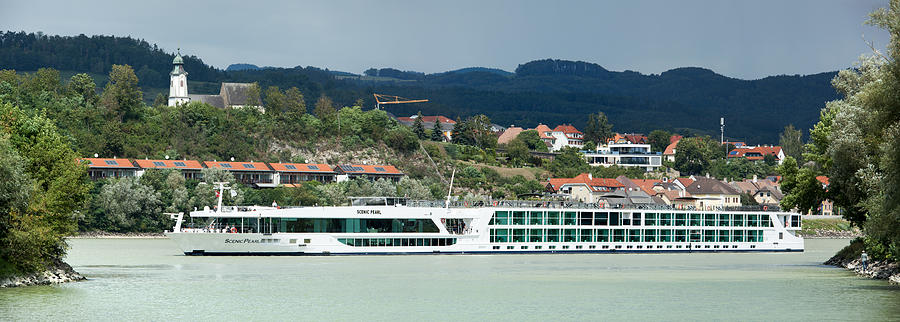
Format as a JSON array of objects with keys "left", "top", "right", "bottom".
[
  {"left": 550, "top": 124, "right": 584, "bottom": 151},
  {"left": 203, "top": 161, "right": 277, "bottom": 188},
  {"left": 681, "top": 177, "right": 742, "bottom": 210},
  {"left": 584, "top": 143, "right": 662, "bottom": 172},
  {"left": 545, "top": 173, "right": 625, "bottom": 203},
  {"left": 269, "top": 163, "right": 337, "bottom": 185},
  {"left": 335, "top": 164, "right": 405, "bottom": 182},
  {"left": 80, "top": 158, "right": 138, "bottom": 180},
  {"left": 134, "top": 159, "right": 205, "bottom": 180}
]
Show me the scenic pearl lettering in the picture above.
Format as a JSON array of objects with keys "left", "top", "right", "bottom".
[
  {"left": 357, "top": 209, "right": 382, "bottom": 215},
  {"left": 224, "top": 239, "right": 261, "bottom": 244}
]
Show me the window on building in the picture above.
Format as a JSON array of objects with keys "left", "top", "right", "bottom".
[
  {"left": 174, "top": 161, "right": 186, "bottom": 167},
  {"left": 220, "top": 163, "right": 232, "bottom": 168},
  {"left": 285, "top": 164, "right": 297, "bottom": 170},
  {"left": 308, "top": 165, "right": 320, "bottom": 170},
  {"left": 152, "top": 161, "right": 165, "bottom": 167},
  {"left": 105, "top": 160, "right": 118, "bottom": 165},
  {"left": 243, "top": 163, "right": 255, "bottom": 169}
]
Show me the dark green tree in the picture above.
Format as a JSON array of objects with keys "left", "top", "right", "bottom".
[
  {"left": 584, "top": 111, "right": 613, "bottom": 145},
  {"left": 100, "top": 64, "right": 142, "bottom": 121},
  {"left": 412, "top": 112, "right": 426, "bottom": 139},
  {"left": 430, "top": 117, "right": 444, "bottom": 141},
  {"left": 779, "top": 124, "right": 803, "bottom": 162},
  {"left": 648, "top": 129, "right": 671, "bottom": 153},
  {"left": 66, "top": 73, "right": 98, "bottom": 105},
  {"left": 517, "top": 130, "right": 548, "bottom": 152},
  {"left": 547, "top": 146, "right": 590, "bottom": 178}
]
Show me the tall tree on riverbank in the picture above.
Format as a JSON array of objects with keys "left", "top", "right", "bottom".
[
  {"left": 779, "top": 125, "right": 804, "bottom": 162},
  {"left": 792, "top": 0, "right": 900, "bottom": 260}
]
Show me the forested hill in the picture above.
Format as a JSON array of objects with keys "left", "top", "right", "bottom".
[{"left": 0, "top": 32, "right": 840, "bottom": 143}]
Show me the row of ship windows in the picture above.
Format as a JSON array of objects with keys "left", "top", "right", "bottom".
[
  {"left": 489, "top": 229, "right": 765, "bottom": 243},
  {"left": 491, "top": 244, "right": 760, "bottom": 250},
  {"left": 489, "top": 211, "right": 779, "bottom": 228},
  {"left": 337, "top": 238, "right": 458, "bottom": 247}
]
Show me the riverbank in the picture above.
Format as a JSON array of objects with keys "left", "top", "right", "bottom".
[
  {"left": 0, "top": 260, "right": 85, "bottom": 288},
  {"left": 69, "top": 231, "right": 166, "bottom": 239},
  {"left": 825, "top": 238, "right": 900, "bottom": 285},
  {"left": 799, "top": 217, "right": 862, "bottom": 239}
]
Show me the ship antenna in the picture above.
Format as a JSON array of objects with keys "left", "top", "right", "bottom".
[
  {"left": 214, "top": 182, "right": 230, "bottom": 213},
  {"left": 445, "top": 169, "right": 456, "bottom": 209}
]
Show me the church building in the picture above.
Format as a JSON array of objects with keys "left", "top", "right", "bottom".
[{"left": 168, "top": 51, "right": 263, "bottom": 111}]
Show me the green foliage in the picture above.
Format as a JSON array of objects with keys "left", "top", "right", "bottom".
[
  {"left": 96, "top": 177, "right": 164, "bottom": 232},
  {"left": 451, "top": 114, "right": 497, "bottom": 150},
  {"left": 385, "top": 126, "right": 419, "bottom": 153},
  {"left": 673, "top": 137, "right": 723, "bottom": 175},
  {"left": 648, "top": 130, "right": 671, "bottom": 153},
  {"left": 430, "top": 116, "right": 444, "bottom": 141},
  {"left": 100, "top": 64, "right": 142, "bottom": 121},
  {"left": 779, "top": 124, "right": 804, "bottom": 162},
  {"left": 505, "top": 138, "right": 531, "bottom": 167},
  {"left": 584, "top": 111, "right": 613, "bottom": 144},
  {"left": 547, "top": 147, "right": 589, "bottom": 178},
  {"left": 412, "top": 112, "right": 426, "bottom": 139},
  {"left": 0, "top": 103, "right": 90, "bottom": 274},
  {"left": 708, "top": 158, "right": 776, "bottom": 180},
  {"left": 517, "top": 130, "right": 548, "bottom": 152},
  {"left": 589, "top": 165, "right": 645, "bottom": 179}
]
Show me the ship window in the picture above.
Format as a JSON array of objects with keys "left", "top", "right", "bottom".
[
  {"left": 546, "top": 229, "right": 560, "bottom": 242},
  {"left": 520, "top": 246, "right": 528, "bottom": 250},
  {"left": 644, "top": 213, "right": 657, "bottom": 226},
  {"left": 529, "top": 229, "right": 544, "bottom": 243},
  {"left": 152, "top": 161, "right": 165, "bottom": 167},
  {"left": 608, "top": 212, "right": 620, "bottom": 226},
  {"left": 733, "top": 214, "right": 744, "bottom": 227},
  {"left": 613, "top": 229, "right": 625, "bottom": 242},
  {"left": 704, "top": 230, "right": 716, "bottom": 242},
  {"left": 579, "top": 229, "right": 593, "bottom": 242},
  {"left": 675, "top": 213, "right": 687, "bottom": 226},
  {"left": 562, "top": 245, "right": 569, "bottom": 249},
  {"left": 534, "top": 246, "right": 542, "bottom": 250},
  {"left": 594, "top": 212, "right": 608, "bottom": 226},
  {"left": 589, "top": 245, "right": 596, "bottom": 249},
  {"left": 690, "top": 213, "right": 702, "bottom": 226},
  {"left": 674, "top": 230, "right": 687, "bottom": 242},
  {"left": 579, "top": 212, "right": 593, "bottom": 225},
  {"left": 546, "top": 211, "right": 560, "bottom": 225},
  {"left": 493, "top": 246, "right": 500, "bottom": 250},
  {"left": 507, "top": 246, "right": 515, "bottom": 250},
  {"left": 549, "top": 246, "right": 556, "bottom": 249},
  {"left": 564, "top": 229, "right": 577, "bottom": 242},
  {"left": 289, "top": 239, "right": 297, "bottom": 244},
  {"left": 718, "top": 214, "right": 730, "bottom": 227},
  {"left": 576, "top": 245, "right": 583, "bottom": 249},
  {"left": 596, "top": 229, "right": 610, "bottom": 242},
  {"left": 513, "top": 229, "right": 526, "bottom": 243},
  {"left": 529, "top": 211, "right": 544, "bottom": 225},
  {"left": 304, "top": 239, "right": 311, "bottom": 244},
  {"left": 492, "top": 211, "right": 510, "bottom": 225},
  {"left": 718, "top": 230, "right": 730, "bottom": 242},
  {"left": 563, "top": 212, "right": 577, "bottom": 225},
  {"left": 512, "top": 211, "right": 526, "bottom": 225},
  {"left": 704, "top": 214, "right": 716, "bottom": 226},
  {"left": 644, "top": 229, "right": 657, "bottom": 242},
  {"left": 660, "top": 213, "right": 673, "bottom": 226},
  {"left": 628, "top": 229, "right": 641, "bottom": 242}
]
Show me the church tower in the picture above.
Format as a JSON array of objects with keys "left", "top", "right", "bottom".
[{"left": 168, "top": 49, "right": 190, "bottom": 106}]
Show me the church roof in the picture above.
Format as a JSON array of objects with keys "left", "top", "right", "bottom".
[
  {"left": 173, "top": 53, "right": 184, "bottom": 65},
  {"left": 188, "top": 94, "right": 225, "bottom": 109},
  {"left": 220, "top": 83, "right": 261, "bottom": 106}
]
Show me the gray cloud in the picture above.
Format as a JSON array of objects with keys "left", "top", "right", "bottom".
[{"left": 0, "top": 0, "right": 891, "bottom": 79}]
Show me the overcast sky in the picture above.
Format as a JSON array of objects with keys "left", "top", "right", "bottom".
[{"left": 0, "top": 0, "right": 891, "bottom": 79}]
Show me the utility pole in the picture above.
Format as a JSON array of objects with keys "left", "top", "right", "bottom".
[{"left": 721, "top": 117, "right": 726, "bottom": 156}]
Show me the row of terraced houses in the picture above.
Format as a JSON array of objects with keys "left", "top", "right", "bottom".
[{"left": 79, "top": 158, "right": 405, "bottom": 187}]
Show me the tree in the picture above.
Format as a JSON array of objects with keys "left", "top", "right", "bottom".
[
  {"left": 100, "top": 64, "right": 142, "bottom": 121},
  {"left": 430, "top": 117, "right": 443, "bottom": 141},
  {"left": 283, "top": 87, "right": 306, "bottom": 116},
  {"left": 517, "top": 130, "right": 548, "bottom": 152},
  {"left": 584, "top": 111, "right": 613, "bottom": 145},
  {"left": 313, "top": 95, "right": 337, "bottom": 125},
  {"left": 264, "top": 86, "right": 286, "bottom": 114},
  {"left": 152, "top": 93, "right": 167, "bottom": 107},
  {"left": 673, "top": 137, "right": 710, "bottom": 175},
  {"left": 97, "top": 177, "right": 164, "bottom": 232},
  {"left": 506, "top": 138, "right": 530, "bottom": 166},
  {"left": 547, "top": 146, "right": 589, "bottom": 178},
  {"left": 66, "top": 73, "right": 97, "bottom": 105},
  {"left": 648, "top": 130, "right": 671, "bottom": 153},
  {"left": 412, "top": 112, "right": 426, "bottom": 139},
  {"left": 779, "top": 124, "right": 803, "bottom": 162},
  {"left": 245, "top": 83, "right": 261, "bottom": 107}
]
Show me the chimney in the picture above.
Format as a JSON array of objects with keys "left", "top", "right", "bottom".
[
  {"left": 588, "top": 173, "right": 593, "bottom": 180},
  {"left": 705, "top": 173, "right": 710, "bottom": 178},
  {"left": 753, "top": 175, "right": 758, "bottom": 183}
]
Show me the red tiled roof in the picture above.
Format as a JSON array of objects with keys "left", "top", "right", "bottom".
[
  {"left": 533, "top": 124, "right": 555, "bottom": 140},
  {"left": 547, "top": 173, "right": 625, "bottom": 192},
  {"left": 816, "top": 176, "right": 829, "bottom": 186},
  {"left": 553, "top": 124, "right": 583, "bottom": 135},
  {"left": 134, "top": 159, "right": 204, "bottom": 170},
  {"left": 669, "top": 135, "right": 683, "bottom": 144},
  {"left": 337, "top": 164, "right": 404, "bottom": 175},
  {"left": 396, "top": 115, "right": 456, "bottom": 124},
  {"left": 204, "top": 161, "right": 272, "bottom": 171},
  {"left": 663, "top": 140, "right": 679, "bottom": 155},
  {"left": 80, "top": 158, "right": 136, "bottom": 168},
  {"left": 630, "top": 179, "right": 662, "bottom": 194},
  {"left": 624, "top": 134, "right": 648, "bottom": 144},
  {"left": 269, "top": 163, "right": 335, "bottom": 173},
  {"left": 728, "top": 146, "right": 783, "bottom": 161},
  {"left": 676, "top": 178, "right": 694, "bottom": 187}
]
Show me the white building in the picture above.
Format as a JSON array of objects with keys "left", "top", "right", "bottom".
[
  {"left": 167, "top": 51, "right": 263, "bottom": 111},
  {"left": 168, "top": 52, "right": 190, "bottom": 106},
  {"left": 584, "top": 143, "right": 662, "bottom": 172},
  {"left": 549, "top": 124, "right": 584, "bottom": 151}
]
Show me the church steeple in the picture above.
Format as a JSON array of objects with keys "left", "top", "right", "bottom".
[{"left": 168, "top": 48, "right": 190, "bottom": 106}]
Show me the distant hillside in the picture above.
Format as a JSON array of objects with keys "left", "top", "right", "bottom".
[
  {"left": 226, "top": 63, "right": 260, "bottom": 71},
  {"left": 0, "top": 32, "right": 841, "bottom": 143}
]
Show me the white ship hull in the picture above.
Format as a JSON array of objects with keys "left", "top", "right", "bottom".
[{"left": 166, "top": 203, "right": 805, "bottom": 255}]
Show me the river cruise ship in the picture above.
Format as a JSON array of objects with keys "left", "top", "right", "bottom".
[{"left": 166, "top": 195, "right": 804, "bottom": 255}]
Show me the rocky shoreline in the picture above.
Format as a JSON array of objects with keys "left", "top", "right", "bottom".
[
  {"left": 825, "top": 253, "right": 900, "bottom": 286},
  {"left": 0, "top": 260, "right": 86, "bottom": 288},
  {"left": 798, "top": 229, "right": 862, "bottom": 239}
]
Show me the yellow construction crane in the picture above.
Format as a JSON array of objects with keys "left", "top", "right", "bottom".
[{"left": 373, "top": 93, "right": 428, "bottom": 110}]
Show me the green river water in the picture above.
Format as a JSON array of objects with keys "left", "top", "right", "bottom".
[{"left": 1, "top": 238, "right": 898, "bottom": 321}]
